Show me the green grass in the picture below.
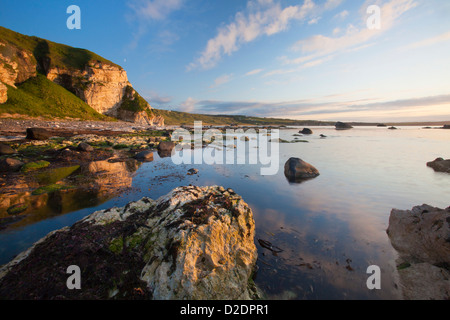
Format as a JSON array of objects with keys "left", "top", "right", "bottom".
[
  {"left": 0, "top": 26, "right": 120, "bottom": 72},
  {"left": 151, "top": 108, "right": 335, "bottom": 126},
  {"left": 0, "top": 74, "right": 113, "bottom": 120},
  {"left": 119, "top": 86, "right": 150, "bottom": 113}
]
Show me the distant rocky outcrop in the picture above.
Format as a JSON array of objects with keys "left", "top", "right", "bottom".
[
  {"left": 335, "top": 122, "right": 353, "bottom": 130},
  {"left": 0, "top": 186, "right": 260, "bottom": 300},
  {"left": 387, "top": 204, "right": 450, "bottom": 300},
  {"left": 284, "top": 158, "right": 320, "bottom": 182},
  {"left": 427, "top": 158, "right": 450, "bottom": 173},
  {"left": 0, "top": 26, "right": 164, "bottom": 126},
  {"left": 443, "top": 125, "right": 450, "bottom": 130}
]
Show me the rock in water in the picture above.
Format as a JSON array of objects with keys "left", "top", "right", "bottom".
[
  {"left": 427, "top": 158, "right": 450, "bottom": 173},
  {"left": 284, "top": 158, "right": 320, "bottom": 182},
  {"left": 0, "top": 186, "right": 259, "bottom": 300},
  {"left": 335, "top": 122, "right": 353, "bottom": 130},
  {"left": 134, "top": 150, "right": 154, "bottom": 162},
  {"left": 26, "top": 128, "right": 52, "bottom": 140},
  {"left": 300, "top": 128, "right": 313, "bottom": 135},
  {"left": 387, "top": 204, "right": 450, "bottom": 300},
  {"left": 158, "top": 141, "right": 175, "bottom": 152}
]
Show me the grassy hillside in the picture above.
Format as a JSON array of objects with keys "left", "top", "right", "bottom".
[
  {"left": 0, "top": 26, "right": 120, "bottom": 72},
  {"left": 0, "top": 74, "right": 113, "bottom": 121},
  {"left": 151, "top": 109, "right": 334, "bottom": 126}
]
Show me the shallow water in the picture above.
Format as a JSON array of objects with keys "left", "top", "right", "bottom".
[{"left": 0, "top": 126, "right": 449, "bottom": 300}]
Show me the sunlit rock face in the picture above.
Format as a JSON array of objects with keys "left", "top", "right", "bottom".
[
  {"left": 0, "top": 186, "right": 260, "bottom": 300},
  {"left": 82, "top": 159, "right": 139, "bottom": 195},
  {"left": 387, "top": 204, "right": 450, "bottom": 300}
]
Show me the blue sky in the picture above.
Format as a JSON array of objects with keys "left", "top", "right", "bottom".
[{"left": 1, "top": 0, "right": 450, "bottom": 122}]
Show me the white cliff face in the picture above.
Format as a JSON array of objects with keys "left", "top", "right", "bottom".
[
  {"left": 46, "top": 62, "right": 130, "bottom": 116},
  {"left": 0, "top": 41, "right": 36, "bottom": 87}
]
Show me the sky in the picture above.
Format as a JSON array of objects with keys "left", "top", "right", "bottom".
[{"left": 1, "top": 0, "right": 450, "bottom": 122}]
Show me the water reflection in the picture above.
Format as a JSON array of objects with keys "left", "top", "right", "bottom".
[{"left": 0, "top": 127, "right": 448, "bottom": 300}]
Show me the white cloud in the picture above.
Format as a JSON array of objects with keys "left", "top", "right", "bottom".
[
  {"left": 403, "top": 31, "right": 450, "bottom": 50},
  {"left": 210, "top": 74, "right": 233, "bottom": 88},
  {"left": 187, "top": 0, "right": 347, "bottom": 71},
  {"left": 179, "top": 97, "right": 197, "bottom": 113},
  {"left": 334, "top": 10, "right": 349, "bottom": 20},
  {"left": 245, "top": 69, "right": 264, "bottom": 76},
  {"left": 288, "top": 0, "right": 417, "bottom": 64},
  {"left": 129, "top": 0, "right": 184, "bottom": 20}
]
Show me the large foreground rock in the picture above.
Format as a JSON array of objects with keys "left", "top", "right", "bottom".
[
  {"left": 427, "top": 158, "right": 450, "bottom": 173},
  {"left": 0, "top": 186, "right": 259, "bottom": 300},
  {"left": 387, "top": 204, "right": 450, "bottom": 300},
  {"left": 284, "top": 158, "right": 320, "bottom": 182},
  {"left": 26, "top": 128, "right": 53, "bottom": 140}
]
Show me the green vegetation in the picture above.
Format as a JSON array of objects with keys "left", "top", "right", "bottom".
[
  {"left": 119, "top": 86, "right": 150, "bottom": 113},
  {"left": 21, "top": 160, "right": 50, "bottom": 173},
  {"left": 7, "top": 203, "right": 29, "bottom": 215},
  {"left": 0, "top": 75, "right": 112, "bottom": 120},
  {"left": 151, "top": 108, "right": 335, "bottom": 126},
  {"left": 0, "top": 26, "right": 120, "bottom": 72},
  {"left": 32, "top": 183, "right": 73, "bottom": 195},
  {"left": 109, "top": 237, "right": 124, "bottom": 254},
  {"left": 36, "top": 165, "right": 80, "bottom": 185}
]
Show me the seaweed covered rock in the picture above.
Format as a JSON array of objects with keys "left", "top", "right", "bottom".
[
  {"left": 0, "top": 186, "right": 259, "bottom": 300},
  {"left": 387, "top": 204, "right": 450, "bottom": 300}
]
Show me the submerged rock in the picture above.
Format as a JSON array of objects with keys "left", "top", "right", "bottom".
[
  {"left": 134, "top": 150, "right": 154, "bottom": 162},
  {"left": 284, "top": 158, "right": 320, "bottom": 182},
  {"left": 387, "top": 204, "right": 450, "bottom": 300},
  {"left": 0, "top": 186, "right": 259, "bottom": 300},
  {"left": 427, "top": 158, "right": 450, "bottom": 173}
]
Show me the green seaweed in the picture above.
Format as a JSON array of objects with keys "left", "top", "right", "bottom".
[
  {"left": 21, "top": 160, "right": 50, "bottom": 173},
  {"left": 32, "top": 184, "right": 73, "bottom": 195},
  {"left": 36, "top": 165, "right": 80, "bottom": 185}
]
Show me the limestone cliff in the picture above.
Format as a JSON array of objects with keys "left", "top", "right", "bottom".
[{"left": 0, "top": 26, "right": 164, "bottom": 126}]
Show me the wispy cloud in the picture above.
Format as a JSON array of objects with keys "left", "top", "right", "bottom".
[
  {"left": 172, "top": 93, "right": 450, "bottom": 121},
  {"left": 187, "top": 0, "right": 345, "bottom": 71},
  {"left": 210, "top": 74, "right": 233, "bottom": 88},
  {"left": 245, "top": 69, "right": 264, "bottom": 76},
  {"left": 285, "top": 0, "right": 417, "bottom": 66},
  {"left": 402, "top": 31, "right": 450, "bottom": 50},
  {"left": 128, "top": 0, "right": 184, "bottom": 20},
  {"left": 126, "top": 0, "right": 184, "bottom": 50},
  {"left": 179, "top": 97, "right": 197, "bottom": 113}
]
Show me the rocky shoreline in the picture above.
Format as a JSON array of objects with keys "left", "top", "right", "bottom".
[{"left": 0, "top": 186, "right": 261, "bottom": 300}]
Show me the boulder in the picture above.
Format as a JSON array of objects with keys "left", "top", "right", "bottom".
[
  {"left": 388, "top": 126, "right": 398, "bottom": 130},
  {"left": 158, "top": 141, "right": 175, "bottom": 153},
  {"left": 0, "top": 158, "right": 23, "bottom": 172},
  {"left": 0, "top": 186, "right": 260, "bottom": 300},
  {"left": 77, "top": 142, "right": 94, "bottom": 152},
  {"left": 427, "top": 158, "right": 450, "bottom": 173},
  {"left": 26, "top": 128, "right": 52, "bottom": 140},
  {"left": 335, "top": 122, "right": 353, "bottom": 130},
  {"left": 134, "top": 150, "right": 154, "bottom": 162},
  {"left": 300, "top": 128, "right": 313, "bottom": 135},
  {"left": 187, "top": 168, "right": 199, "bottom": 175},
  {"left": 387, "top": 204, "right": 450, "bottom": 300},
  {"left": 443, "top": 125, "right": 450, "bottom": 129},
  {"left": 284, "top": 158, "right": 320, "bottom": 182},
  {"left": 0, "top": 143, "right": 15, "bottom": 155}
]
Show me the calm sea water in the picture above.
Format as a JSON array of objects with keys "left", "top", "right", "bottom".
[{"left": 0, "top": 126, "right": 449, "bottom": 300}]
